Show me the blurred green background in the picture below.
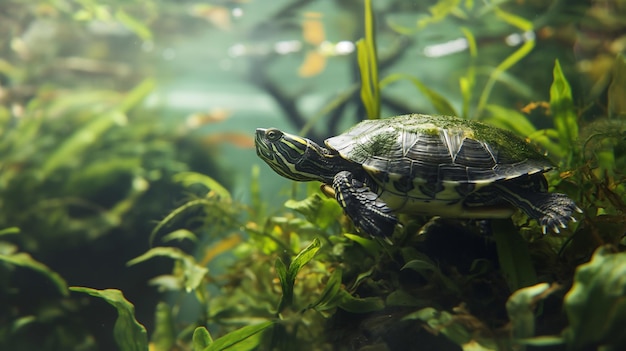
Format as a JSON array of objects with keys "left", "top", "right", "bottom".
[{"left": 1, "top": 0, "right": 626, "bottom": 350}]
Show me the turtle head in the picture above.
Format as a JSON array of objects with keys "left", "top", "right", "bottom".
[{"left": 255, "top": 128, "right": 334, "bottom": 182}]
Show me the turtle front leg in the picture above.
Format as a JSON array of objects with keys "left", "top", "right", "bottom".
[
  {"left": 332, "top": 171, "right": 398, "bottom": 238},
  {"left": 493, "top": 184, "right": 581, "bottom": 234}
]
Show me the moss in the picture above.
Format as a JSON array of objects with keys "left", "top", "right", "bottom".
[{"left": 343, "top": 114, "right": 551, "bottom": 165}]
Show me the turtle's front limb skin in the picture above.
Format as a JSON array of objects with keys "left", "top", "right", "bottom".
[
  {"left": 492, "top": 184, "right": 581, "bottom": 234},
  {"left": 332, "top": 171, "right": 398, "bottom": 238}
]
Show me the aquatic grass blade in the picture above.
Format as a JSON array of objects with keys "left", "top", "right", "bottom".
[
  {"left": 115, "top": 9, "right": 153, "bottom": 41},
  {"left": 357, "top": 41, "right": 376, "bottom": 120},
  {"left": 275, "top": 258, "right": 290, "bottom": 310},
  {"left": 69, "top": 287, "right": 148, "bottom": 351},
  {"left": 0, "top": 226, "right": 20, "bottom": 237},
  {"left": 288, "top": 238, "right": 321, "bottom": 280},
  {"left": 608, "top": 53, "right": 626, "bottom": 118},
  {"left": 493, "top": 6, "right": 533, "bottom": 31},
  {"left": 343, "top": 233, "right": 383, "bottom": 256},
  {"left": 151, "top": 302, "right": 175, "bottom": 351},
  {"left": 276, "top": 238, "right": 321, "bottom": 312},
  {"left": 476, "top": 8, "right": 534, "bottom": 116},
  {"left": 335, "top": 289, "right": 384, "bottom": 313},
  {"left": 149, "top": 198, "right": 209, "bottom": 246},
  {"left": 119, "top": 78, "right": 156, "bottom": 113},
  {"left": 357, "top": 0, "right": 380, "bottom": 119},
  {"left": 380, "top": 73, "right": 457, "bottom": 116},
  {"left": 41, "top": 110, "right": 127, "bottom": 177},
  {"left": 477, "top": 39, "right": 535, "bottom": 116},
  {"left": 484, "top": 105, "right": 537, "bottom": 137},
  {"left": 527, "top": 128, "right": 565, "bottom": 159},
  {"left": 0, "top": 252, "right": 68, "bottom": 296},
  {"left": 204, "top": 321, "right": 274, "bottom": 351},
  {"left": 40, "top": 79, "right": 154, "bottom": 177},
  {"left": 550, "top": 59, "right": 579, "bottom": 166},
  {"left": 403, "top": 308, "right": 473, "bottom": 346},
  {"left": 460, "top": 27, "right": 477, "bottom": 118},
  {"left": 402, "top": 258, "right": 459, "bottom": 294},
  {"left": 491, "top": 220, "right": 537, "bottom": 292},
  {"left": 127, "top": 247, "right": 208, "bottom": 292},
  {"left": 308, "top": 268, "right": 342, "bottom": 311},
  {"left": 173, "top": 171, "right": 232, "bottom": 202}
]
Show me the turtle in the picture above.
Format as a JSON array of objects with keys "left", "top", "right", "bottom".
[{"left": 254, "top": 114, "right": 581, "bottom": 238}]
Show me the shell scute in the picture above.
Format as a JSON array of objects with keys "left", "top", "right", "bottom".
[{"left": 325, "top": 114, "right": 553, "bottom": 187}]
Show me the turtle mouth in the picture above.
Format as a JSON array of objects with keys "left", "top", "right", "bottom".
[
  {"left": 254, "top": 128, "right": 296, "bottom": 178},
  {"left": 254, "top": 128, "right": 273, "bottom": 160}
]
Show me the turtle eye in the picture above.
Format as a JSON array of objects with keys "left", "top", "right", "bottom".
[{"left": 266, "top": 129, "right": 283, "bottom": 142}]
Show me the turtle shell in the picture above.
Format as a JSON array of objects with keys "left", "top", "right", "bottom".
[{"left": 325, "top": 114, "right": 553, "bottom": 193}]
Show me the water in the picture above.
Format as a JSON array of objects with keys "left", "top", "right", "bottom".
[{"left": 1, "top": 1, "right": 625, "bottom": 350}]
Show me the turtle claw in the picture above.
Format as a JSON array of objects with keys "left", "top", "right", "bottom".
[{"left": 532, "top": 193, "right": 581, "bottom": 235}]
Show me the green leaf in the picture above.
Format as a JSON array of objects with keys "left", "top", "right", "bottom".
[
  {"left": 608, "top": 53, "right": 626, "bottom": 118},
  {"left": 41, "top": 110, "right": 127, "bottom": 177},
  {"left": 192, "top": 327, "right": 213, "bottom": 351},
  {"left": 403, "top": 307, "right": 497, "bottom": 350},
  {"left": 402, "top": 258, "right": 460, "bottom": 293},
  {"left": 403, "top": 308, "right": 471, "bottom": 345},
  {"left": 287, "top": 238, "right": 321, "bottom": 282},
  {"left": 161, "top": 229, "right": 198, "bottom": 243},
  {"left": 275, "top": 258, "right": 290, "bottom": 310},
  {"left": 0, "top": 226, "right": 19, "bottom": 236},
  {"left": 11, "top": 315, "right": 36, "bottom": 333},
  {"left": 284, "top": 194, "right": 343, "bottom": 229},
  {"left": 386, "top": 289, "right": 429, "bottom": 307},
  {"left": 204, "top": 321, "right": 274, "bottom": 351},
  {"left": 506, "top": 283, "right": 551, "bottom": 339},
  {"left": 380, "top": 73, "right": 457, "bottom": 116},
  {"left": 484, "top": 105, "right": 537, "bottom": 137},
  {"left": 119, "top": 77, "right": 156, "bottom": 113},
  {"left": 527, "top": 128, "right": 565, "bottom": 159},
  {"left": 343, "top": 233, "right": 383, "bottom": 256},
  {"left": 517, "top": 335, "right": 565, "bottom": 347},
  {"left": 115, "top": 9, "right": 152, "bottom": 41},
  {"left": 0, "top": 252, "right": 68, "bottom": 296},
  {"left": 336, "top": 289, "right": 385, "bottom": 313},
  {"left": 149, "top": 198, "right": 209, "bottom": 246},
  {"left": 476, "top": 10, "right": 535, "bottom": 116},
  {"left": 550, "top": 59, "right": 579, "bottom": 166},
  {"left": 417, "top": 0, "right": 462, "bottom": 29},
  {"left": 151, "top": 302, "right": 176, "bottom": 351},
  {"left": 562, "top": 247, "right": 626, "bottom": 349},
  {"left": 491, "top": 220, "right": 537, "bottom": 292},
  {"left": 173, "top": 172, "right": 232, "bottom": 202},
  {"left": 127, "top": 247, "right": 208, "bottom": 292},
  {"left": 70, "top": 287, "right": 148, "bottom": 351},
  {"left": 493, "top": 6, "right": 533, "bottom": 31},
  {"left": 276, "top": 239, "right": 321, "bottom": 311},
  {"left": 308, "top": 268, "right": 343, "bottom": 311}
]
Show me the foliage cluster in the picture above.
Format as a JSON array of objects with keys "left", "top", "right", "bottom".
[{"left": 0, "top": 1, "right": 228, "bottom": 349}]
